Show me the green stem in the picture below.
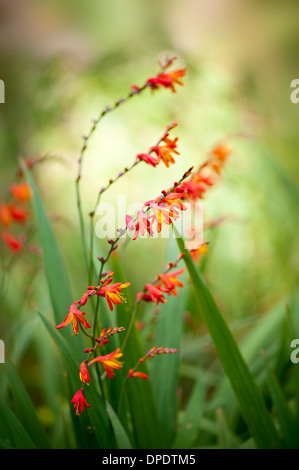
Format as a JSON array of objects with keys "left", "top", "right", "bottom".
[
  {"left": 75, "top": 86, "right": 148, "bottom": 278},
  {"left": 121, "top": 301, "right": 141, "bottom": 353},
  {"left": 76, "top": 178, "right": 89, "bottom": 276},
  {"left": 91, "top": 262, "right": 105, "bottom": 338},
  {"left": 87, "top": 121, "right": 177, "bottom": 285}
]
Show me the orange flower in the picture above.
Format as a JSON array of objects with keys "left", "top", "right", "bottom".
[
  {"left": 158, "top": 268, "right": 185, "bottom": 297},
  {"left": 10, "top": 182, "right": 31, "bottom": 202},
  {"left": 129, "top": 369, "right": 149, "bottom": 380},
  {"left": 137, "top": 123, "right": 179, "bottom": 168},
  {"left": 0, "top": 204, "right": 12, "bottom": 227},
  {"left": 210, "top": 143, "right": 232, "bottom": 175},
  {"left": 56, "top": 301, "right": 91, "bottom": 335},
  {"left": 71, "top": 388, "right": 91, "bottom": 416},
  {"left": 178, "top": 172, "right": 214, "bottom": 201},
  {"left": 88, "top": 348, "right": 123, "bottom": 379},
  {"left": 79, "top": 362, "right": 91, "bottom": 384},
  {"left": 172, "top": 142, "right": 232, "bottom": 202},
  {"left": 147, "top": 68, "right": 186, "bottom": 93},
  {"left": 158, "top": 192, "right": 187, "bottom": 211},
  {"left": 149, "top": 201, "right": 182, "bottom": 233},
  {"left": 211, "top": 143, "right": 232, "bottom": 161},
  {"left": 2, "top": 232, "right": 23, "bottom": 252},
  {"left": 188, "top": 241, "right": 209, "bottom": 262},
  {"left": 97, "top": 278, "right": 130, "bottom": 311},
  {"left": 151, "top": 136, "right": 180, "bottom": 168}
]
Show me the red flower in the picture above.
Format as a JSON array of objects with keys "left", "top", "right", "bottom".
[
  {"left": 137, "top": 153, "right": 160, "bottom": 167},
  {"left": 147, "top": 68, "right": 186, "bottom": 93},
  {"left": 80, "top": 287, "right": 96, "bottom": 306},
  {"left": 79, "top": 362, "right": 91, "bottom": 384},
  {"left": 178, "top": 171, "right": 214, "bottom": 201},
  {"left": 71, "top": 388, "right": 91, "bottom": 416},
  {"left": 129, "top": 369, "right": 149, "bottom": 380},
  {"left": 135, "top": 321, "right": 144, "bottom": 331},
  {"left": 8, "top": 204, "right": 29, "bottom": 224},
  {"left": 88, "top": 348, "right": 123, "bottom": 379},
  {"left": 137, "top": 283, "right": 167, "bottom": 305},
  {"left": 10, "top": 182, "right": 31, "bottom": 202},
  {"left": 56, "top": 301, "right": 91, "bottom": 335},
  {"left": 2, "top": 232, "right": 23, "bottom": 252}
]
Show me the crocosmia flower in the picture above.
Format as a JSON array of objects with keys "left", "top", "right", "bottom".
[
  {"left": 211, "top": 143, "right": 232, "bottom": 161},
  {"left": 79, "top": 362, "right": 91, "bottom": 384},
  {"left": 10, "top": 182, "right": 31, "bottom": 202},
  {"left": 188, "top": 241, "right": 209, "bottom": 262},
  {"left": 137, "top": 153, "right": 160, "bottom": 167},
  {"left": 80, "top": 287, "right": 97, "bottom": 306},
  {"left": 56, "top": 301, "right": 91, "bottom": 335},
  {"left": 96, "top": 275, "right": 131, "bottom": 312},
  {"left": 88, "top": 348, "right": 123, "bottom": 379},
  {"left": 127, "top": 210, "right": 154, "bottom": 240},
  {"left": 0, "top": 204, "right": 12, "bottom": 227},
  {"left": 137, "top": 283, "right": 167, "bottom": 305},
  {"left": 150, "top": 135, "right": 180, "bottom": 168},
  {"left": 149, "top": 202, "right": 181, "bottom": 233},
  {"left": 147, "top": 68, "right": 186, "bottom": 93},
  {"left": 129, "top": 369, "right": 149, "bottom": 380},
  {"left": 158, "top": 268, "right": 185, "bottom": 297},
  {"left": 71, "top": 388, "right": 91, "bottom": 416},
  {"left": 2, "top": 232, "right": 23, "bottom": 252},
  {"left": 125, "top": 214, "right": 135, "bottom": 231},
  {"left": 9, "top": 204, "right": 29, "bottom": 224}
]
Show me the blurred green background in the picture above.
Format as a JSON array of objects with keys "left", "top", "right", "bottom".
[{"left": 0, "top": 0, "right": 298, "bottom": 444}]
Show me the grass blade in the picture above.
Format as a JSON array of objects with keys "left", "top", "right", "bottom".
[
  {"left": 5, "top": 359, "right": 52, "bottom": 449},
  {"left": 151, "top": 273, "right": 187, "bottom": 447},
  {"left": 0, "top": 399, "right": 36, "bottom": 449},
  {"left": 106, "top": 401, "right": 132, "bottom": 449},
  {"left": 22, "top": 161, "right": 85, "bottom": 358},
  {"left": 172, "top": 370, "right": 206, "bottom": 449},
  {"left": 176, "top": 234, "right": 283, "bottom": 449},
  {"left": 36, "top": 308, "right": 115, "bottom": 449},
  {"left": 262, "top": 352, "right": 299, "bottom": 449},
  {"left": 110, "top": 253, "right": 165, "bottom": 449}
]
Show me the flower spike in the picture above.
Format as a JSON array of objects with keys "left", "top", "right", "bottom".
[{"left": 128, "top": 347, "right": 178, "bottom": 381}]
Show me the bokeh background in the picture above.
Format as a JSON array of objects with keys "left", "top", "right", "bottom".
[{"left": 0, "top": 0, "right": 298, "bottom": 443}]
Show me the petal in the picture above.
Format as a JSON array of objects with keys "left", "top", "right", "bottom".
[{"left": 56, "top": 312, "right": 74, "bottom": 329}]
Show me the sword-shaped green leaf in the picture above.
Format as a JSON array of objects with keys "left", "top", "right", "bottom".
[{"left": 176, "top": 235, "right": 283, "bottom": 449}]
